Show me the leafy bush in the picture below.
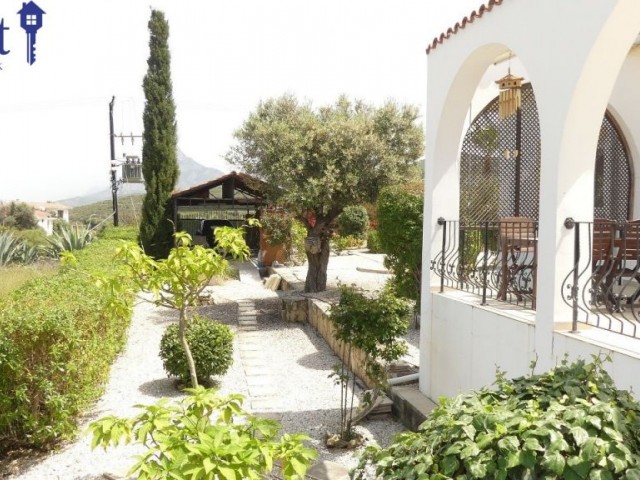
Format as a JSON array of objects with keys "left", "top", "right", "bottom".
[
  {"left": 331, "top": 234, "right": 363, "bottom": 254},
  {"left": 0, "top": 227, "right": 134, "bottom": 451},
  {"left": 261, "top": 209, "right": 293, "bottom": 246},
  {"left": 330, "top": 285, "right": 410, "bottom": 440},
  {"left": 366, "top": 229, "right": 382, "bottom": 253},
  {"left": 159, "top": 315, "right": 234, "bottom": 384},
  {"left": 290, "top": 219, "right": 307, "bottom": 265},
  {"left": 337, "top": 205, "right": 369, "bottom": 239},
  {"left": 353, "top": 356, "right": 640, "bottom": 480},
  {"left": 0, "top": 201, "right": 37, "bottom": 230},
  {"left": 377, "top": 183, "right": 423, "bottom": 303},
  {"left": 13, "top": 228, "right": 48, "bottom": 247},
  {"left": 89, "top": 387, "right": 317, "bottom": 480}
]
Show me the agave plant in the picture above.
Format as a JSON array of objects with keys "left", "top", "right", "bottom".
[
  {"left": 0, "top": 231, "right": 44, "bottom": 266},
  {"left": 47, "top": 224, "right": 94, "bottom": 254},
  {"left": 16, "top": 243, "right": 42, "bottom": 264},
  {"left": 0, "top": 230, "right": 22, "bottom": 266}
]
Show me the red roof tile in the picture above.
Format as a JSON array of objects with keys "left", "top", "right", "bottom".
[{"left": 426, "top": 0, "right": 505, "bottom": 55}]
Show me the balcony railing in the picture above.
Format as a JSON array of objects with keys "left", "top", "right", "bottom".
[
  {"left": 431, "top": 218, "right": 537, "bottom": 310},
  {"left": 562, "top": 219, "right": 640, "bottom": 339}
]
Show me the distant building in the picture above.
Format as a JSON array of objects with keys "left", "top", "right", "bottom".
[{"left": 27, "top": 201, "right": 69, "bottom": 235}]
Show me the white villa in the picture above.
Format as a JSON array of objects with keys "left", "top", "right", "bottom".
[
  {"left": 420, "top": 0, "right": 640, "bottom": 400},
  {"left": 29, "top": 201, "right": 70, "bottom": 235}
]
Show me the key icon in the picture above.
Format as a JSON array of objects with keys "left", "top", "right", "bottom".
[{"left": 17, "top": 1, "right": 45, "bottom": 65}]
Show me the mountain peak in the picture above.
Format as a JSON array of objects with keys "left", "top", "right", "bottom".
[{"left": 61, "top": 149, "right": 225, "bottom": 207}]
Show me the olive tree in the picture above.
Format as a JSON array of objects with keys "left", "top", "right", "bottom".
[{"left": 227, "top": 95, "right": 424, "bottom": 292}]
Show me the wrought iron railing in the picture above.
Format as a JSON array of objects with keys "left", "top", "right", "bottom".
[
  {"left": 431, "top": 218, "right": 537, "bottom": 310},
  {"left": 562, "top": 219, "right": 640, "bottom": 338}
]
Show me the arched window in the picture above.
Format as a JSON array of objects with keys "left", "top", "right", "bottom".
[{"left": 460, "top": 84, "right": 631, "bottom": 222}]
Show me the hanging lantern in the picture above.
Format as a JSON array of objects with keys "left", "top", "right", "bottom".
[{"left": 495, "top": 72, "right": 524, "bottom": 119}]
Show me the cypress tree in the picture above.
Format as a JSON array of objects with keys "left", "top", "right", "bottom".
[{"left": 140, "top": 9, "right": 179, "bottom": 258}]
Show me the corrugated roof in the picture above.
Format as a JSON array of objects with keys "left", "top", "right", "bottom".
[
  {"left": 426, "top": 0, "right": 505, "bottom": 55},
  {"left": 170, "top": 171, "right": 269, "bottom": 200}
]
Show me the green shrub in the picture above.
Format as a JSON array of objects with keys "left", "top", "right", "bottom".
[
  {"left": 331, "top": 234, "right": 363, "bottom": 254},
  {"left": 330, "top": 285, "right": 410, "bottom": 440},
  {"left": 0, "top": 227, "right": 134, "bottom": 451},
  {"left": 354, "top": 356, "right": 640, "bottom": 480},
  {"left": 89, "top": 387, "right": 317, "bottom": 480},
  {"left": 337, "top": 205, "right": 369, "bottom": 239},
  {"left": 290, "top": 219, "right": 307, "bottom": 265},
  {"left": 13, "top": 228, "right": 48, "bottom": 247},
  {"left": 260, "top": 209, "right": 293, "bottom": 246},
  {"left": 366, "top": 229, "right": 382, "bottom": 253},
  {"left": 377, "top": 183, "right": 423, "bottom": 304},
  {"left": 159, "top": 315, "right": 234, "bottom": 384}
]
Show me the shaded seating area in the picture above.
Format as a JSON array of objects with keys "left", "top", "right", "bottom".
[{"left": 170, "top": 171, "right": 268, "bottom": 252}]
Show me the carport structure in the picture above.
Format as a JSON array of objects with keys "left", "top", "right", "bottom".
[{"left": 171, "top": 171, "right": 267, "bottom": 251}]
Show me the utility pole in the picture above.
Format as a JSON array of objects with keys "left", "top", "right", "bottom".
[{"left": 109, "top": 96, "right": 119, "bottom": 227}]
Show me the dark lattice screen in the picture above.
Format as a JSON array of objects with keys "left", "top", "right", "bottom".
[
  {"left": 459, "top": 84, "right": 631, "bottom": 223},
  {"left": 594, "top": 114, "right": 631, "bottom": 222},
  {"left": 460, "top": 84, "right": 540, "bottom": 223}
]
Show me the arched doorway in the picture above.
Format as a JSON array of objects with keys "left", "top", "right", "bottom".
[{"left": 459, "top": 84, "right": 632, "bottom": 222}]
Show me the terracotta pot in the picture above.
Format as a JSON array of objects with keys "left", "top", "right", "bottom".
[{"left": 259, "top": 231, "right": 287, "bottom": 266}]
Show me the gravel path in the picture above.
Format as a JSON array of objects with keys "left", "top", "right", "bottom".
[{"left": 10, "top": 263, "right": 416, "bottom": 479}]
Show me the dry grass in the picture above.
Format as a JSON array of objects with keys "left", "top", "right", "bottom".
[{"left": 0, "top": 263, "right": 58, "bottom": 298}]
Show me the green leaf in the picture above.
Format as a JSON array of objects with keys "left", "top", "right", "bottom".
[
  {"left": 289, "top": 457, "right": 307, "bottom": 477},
  {"left": 497, "top": 436, "right": 520, "bottom": 452},
  {"left": 460, "top": 443, "right": 480, "bottom": 459},
  {"left": 571, "top": 426, "right": 590, "bottom": 447},
  {"left": 217, "top": 466, "right": 238, "bottom": 480},
  {"left": 543, "top": 451, "right": 566, "bottom": 475},
  {"left": 441, "top": 455, "right": 460, "bottom": 476},
  {"left": 607, "top": 453, "right": 627, "bottom": 474},
  {"left": 625, "top": 469, "right": 640, "bottom": 480},
  {"left": 519, "top": 450, "right": 536, "bottom": 469},
  {"left": 523, "top": 437, "right": 544, "bottom": 452},
  {"left": 567, "top": 457, "right": 592, "bottom": 479},
  {"left": 589, "top": 469, "right": 613, "bottom": 480}
]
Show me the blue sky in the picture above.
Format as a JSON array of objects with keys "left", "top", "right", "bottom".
[{"left": 0, "top": 0, "right": 478, "bottom": 201}]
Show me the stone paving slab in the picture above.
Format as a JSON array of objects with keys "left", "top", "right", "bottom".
[
  {"left": 248, "top": 385, "right": 278, "bottom": 397},
  {"left": 245, "top": 375, "right": 274, "bottom": 387},
  {"left": 306, "top": 461, "right": 350, "bottom": 480}
]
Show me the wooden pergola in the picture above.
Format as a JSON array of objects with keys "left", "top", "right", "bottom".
[{"left": 171, "top": 171, "right": 268, "bottom": 250}]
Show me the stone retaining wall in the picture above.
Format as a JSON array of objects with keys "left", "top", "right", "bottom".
[{"left": 281, "top": 294, "right": 374, "bottom": 387}]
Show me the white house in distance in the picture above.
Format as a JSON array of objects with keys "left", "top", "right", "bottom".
[
  {"left": 421, "top": 0, "right": 640, "bottom": 401},
  {"left": 28, "top": 201, "right": 70, "bottom": 235}
]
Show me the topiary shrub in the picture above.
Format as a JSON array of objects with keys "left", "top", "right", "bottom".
[
  {"left": 337, "top": 205, "right": 369, "bottom": 239},
  {"left": 353, "top": 356, "right": 640, "bottom": 480},
  {"left": 159, "top": 314, "right": 234, "bottom": 384}
]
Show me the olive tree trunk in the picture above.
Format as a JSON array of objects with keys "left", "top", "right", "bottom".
[{"left": 304, "top": 222, "right": 332, "bottom": 293}]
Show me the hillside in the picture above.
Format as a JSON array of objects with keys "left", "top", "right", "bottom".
[
  {"left": 62, "top": 150, "right": 224, "bottom": 207},
  {"left": 69, "top": 195, "right": 144, "bottom": 226}
]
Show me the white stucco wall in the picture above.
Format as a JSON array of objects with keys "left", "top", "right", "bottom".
[
  {"left": 429, "top": 292, "right": 640, "bottom": 398},
  {"left": 422, "top": 0, "right": 640, "bottom": 399},
  {"left": 429, "top": 292, "right": 535, "bottom": 399}
]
